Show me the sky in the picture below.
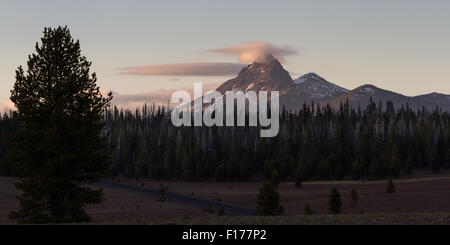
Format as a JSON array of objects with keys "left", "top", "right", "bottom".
[{"left": 1, "top": 0, "right": 450, "bottom": 108}]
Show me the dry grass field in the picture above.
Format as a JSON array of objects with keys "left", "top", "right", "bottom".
[
  {"left": 0, "top": 177, "right": 213, "bottom": 224},
  {"left": 148, "top": 213, "right": 450, "bottom": 225},
  {"left": 120, "top": 175, "right": 450, "bottom": 216},
  {"left": 1, "top": 174, "right": 450, "bottom": 224}
]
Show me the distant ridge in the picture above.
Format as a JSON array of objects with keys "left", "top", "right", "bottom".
[{"left": 213, "top": 56, "right": 450, "bottom": 111}]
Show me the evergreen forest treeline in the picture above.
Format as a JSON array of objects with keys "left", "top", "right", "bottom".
[{"left": 1, "top": 99, "right": 449, "bottom": 181}]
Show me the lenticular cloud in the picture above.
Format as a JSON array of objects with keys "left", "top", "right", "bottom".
[{"left": 208, "top": 41, "right": 298, "bottom": 64}]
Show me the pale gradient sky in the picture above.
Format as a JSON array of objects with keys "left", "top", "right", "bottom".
[{"left": 1, "top": 0, "right": 450, "bottom": 105}]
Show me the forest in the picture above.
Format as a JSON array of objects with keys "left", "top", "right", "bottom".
[{"left": 1, "top": 99, "right": 449, "bottom": 182}]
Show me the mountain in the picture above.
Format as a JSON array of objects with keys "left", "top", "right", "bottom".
[
  {"left": 413, "top": 93, "right": 450, "bottom": 109},
  {"left": 212, "top": 56, "right": 450, "bottom": 111},
  {"left": 325, "top": 84, "right": 410, "bottom": 109},
  {"left": 215, "top": 55, "right": 293, "bottom": 94},
  {"left": 279, "top": 73, "right": 348, "bottom": 110},
  {"left": 326, "top": 85, "right": 450, "bottom": 110}
]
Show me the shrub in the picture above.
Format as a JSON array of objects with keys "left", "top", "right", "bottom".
[
  {"left": 386, "top": 179, "right": 396, "bottom": 193},
  {"left": 350, "top": 188, "right": 359, "bottom": 207},
  {"left": 255, "top": 182, "right": 284, "bottom": 216},
  {"left": 329, "top": 188, "right": 342, "bottom": 214},
  {"left": 294, "top": 174, "right": 302, "bottom": 189},
  {"left": 304, "top": 204, "right": 313, "bottom": 215},
  {"left": 158, "top": 183, "right": 169, "bottom": 201},
  {"left": 201, "top": 206, "right": 215, "bottom": 213}
]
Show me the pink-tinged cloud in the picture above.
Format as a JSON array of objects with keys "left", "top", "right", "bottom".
[
  {"left": 118, "top": 63, "right": 246, "bottom": 76},
  {"left": 105, "top": 82, "right": 221, "bottom": 108},
  {"left": 208, "top": 41, "right": 299, "bottom": 63}
]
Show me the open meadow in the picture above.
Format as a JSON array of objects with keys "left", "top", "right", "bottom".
[{"left": 2, "top": 174, "right": 450, "bottom": 224}]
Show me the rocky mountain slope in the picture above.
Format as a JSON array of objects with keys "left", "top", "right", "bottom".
[
  {"left": 213, "top": 57, "right": 450, "bottom": 111},
  {"left": 279, "top": 72, "right": 348, "bottom": 110},
  {"left": 215, "top": 55, "right": 292, "bottom": 94}
]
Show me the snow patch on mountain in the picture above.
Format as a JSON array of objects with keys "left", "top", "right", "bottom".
[
  {"left": 363, "top": 87, "right": 375, "bottom": 93},
  {"left": 294, "top": 77, "right": 307, "bottom": 84}
]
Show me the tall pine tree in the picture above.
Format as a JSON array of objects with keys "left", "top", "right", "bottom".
[{"left": 9, "top": 26, "right": 112, "bottom": 223}]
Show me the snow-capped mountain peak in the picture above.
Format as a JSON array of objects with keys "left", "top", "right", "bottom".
[
  {"left": 278, "top": 72, "right": 350, "bottom": 110},
  {"left": 294, "top": 72, "right": 323, "bottom": 84},
  {"left": 215, "top": 56, "right": 293, "bottom": 94},
  {"left": 212, "top": 59, "right": 450, "bottom": 112},
  {"left": 291, "top": 73, "right": 348, "bottom": 96}
]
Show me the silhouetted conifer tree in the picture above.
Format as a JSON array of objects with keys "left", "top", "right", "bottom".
[
  {"left": 386, "top": 179, "right": 396, "bottom": 193},
  {"left": 329, "top": 188, "right": 342, "bottom": 214},
  {"left": 9, "top": 26, "right": 112, "bottom": 223},
  {"left": 255, "top": 182, "right": 283, "bottom": 216},
  {"left": 304, "top": 204, "right": 313, "bottom": 215},
  {"left": 350, "top": 188, "right": 358, "bottom": 207}
]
